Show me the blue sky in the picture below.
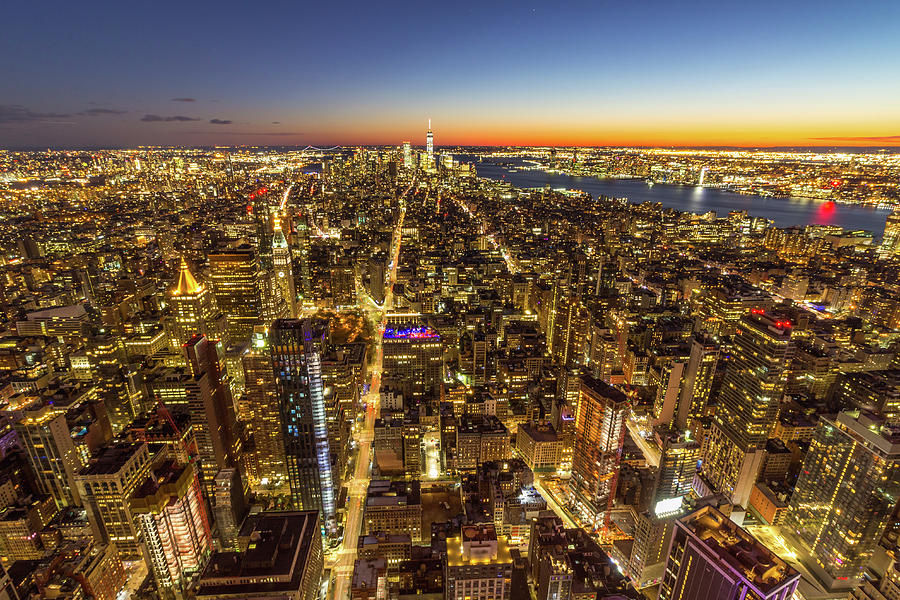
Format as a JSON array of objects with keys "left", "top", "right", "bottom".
[{"left": 2, "top": 0, "right": 899, "bottom": 147}]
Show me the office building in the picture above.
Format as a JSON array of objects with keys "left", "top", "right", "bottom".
[
  {"left": 569, "top": 375, "right": 629, "bottom": 529},
  {"left": 75, "top": 442, "right": 154, "bottom": 560},
  {"left": 270, "top": 319, "right": 335, "bottom": 521},
  {"left": 194, "top": 511, "right": 322, "bottom": 600},
  {"left": 445, "top": 524, "right": 512, "bottom": 600},
  {"left": 455, "top": 415, "right": 510, "bottom": 471},
  {"left": 426, "top": 120, "right": 433, "bottom": 157},
  {"left": 211, "top": 468, "right": 247, "bottom": 550},
  {"left": 364, "top": 479, "right": 423, "bottom": 543},
  {"left": 676, "top": 335, "right": 718, "bottom": 429},
  {"left": 658, "top": 505, "right": 800, "bottom": 600},
  {"left": 208, "top": 246, "right": 263, "bottom": 343},
  {"left": 783, "top": 411, "right": 900, "bottom": 593},
  {"left": 183, "top": 334, "right": 240, "bottom": 493},
  {"left": 13, "top": 405, "right": 82, "bottom": 509},
  {"left": 652, "top": 430, "right": 700, "bottom": 512},
  {"left": 272, "top": 217, "right": 297, "bottom": 318},
  {"left": 241, "top": 328, "right": 286, "bottom": 490},
  {"left": 31, "top": 540, "right": 126, "bottom": 600},
  {"left": 515, "top": 422, "right": 562, "bottom": 473},
  {"left": 382, "top": 325, "right": 443, "bottom": 398},
  {"left": 701, "top": 311, "right": 793, "bottom": 507},
  {"left": 168, "top": 257, "right": 220, "bottom": 349},
  {"left": 131, "top": 460, "right": 212, "bottom": 600}
]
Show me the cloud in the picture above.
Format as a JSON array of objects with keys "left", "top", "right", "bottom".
[
  {"left": 809, "top": 135, "right": 900, "bottom": 142},
  {"left": 141, "top": 114, "right": 201, "bottom": 122},
  {"left": 172, "top": 97, "right": 196, "bottom": 102},
  {"left": 185, "top": 131, "right": 304, "bottom": 136},
  {"left": 209, "top": 119, "right": 233, "bottom": 125},
  {"left": 81, "top": 108, "right": 128, "bottom": 116},
  {"left": 0, "top": 104, "right": 71, "bottom": 124}
]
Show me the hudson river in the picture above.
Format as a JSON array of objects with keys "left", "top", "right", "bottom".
[{"left": 466, "top": 156, "right": 893, "bottom": 237}]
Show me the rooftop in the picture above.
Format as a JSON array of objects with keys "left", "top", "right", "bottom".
[
  {"left": 366, "top": 479, "right": 421, "bottom": 508},
  {"left": 679, "top": 505, "right": 799, "bottom": 593},
  {"left": 197, "top": 511, "right": 319, "bottom": 594}
]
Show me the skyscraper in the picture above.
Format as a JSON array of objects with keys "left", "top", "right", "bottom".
[
  {"left": 401, "top": 141, "right": 413, "bottom": 169},
  {"left": 76, "top": 442, "right": 155, "bottom": 560},
  {"left": 878, "top": 208, "right": 900, "bottom": 258},
  {"left": 270, "top": 318, "right": 335, "bottom": 523},
  {"left": 242, "top": 328, "right": 287, "bottom": 490},
  {"left": 168, "top": 257, "right": 220, "bottom": 349},
  {"left": 701, "top": 311, "right": 793, "bottom": 506},
  {"left": 652, "top": 430, "right": 700, "bottom": 513},
  {"left": 183, "top": 334, "right": 240, "bottom": 494},
  {"left": 382, "top": 325, "right": 443, "bottom": 398},
  {"left": 675, "top": 335, "right": 718, "bottom": 430},
  {"left": 568, "top": 375, "right": 629, "bottom": 529},
  {"left": 14, "top": 405, "right": 82, "bottom": 509},
  {"left": 426, "top": 119, "right": 433, "bottom": 156},
  {"left": 271, "top": 217, "right": 296, "bottom": 318},
  {"left": 783, "top": 411, "right": 900, "bottom": 593},
  {"left": 208, "top": 245, "right": 263, "bottom": 344},
  {"left": 131, "top": 460, "right": 212, "bottom": 600},
  {"left": 658, "top": 505, "right": 800, "bottom": 600}
]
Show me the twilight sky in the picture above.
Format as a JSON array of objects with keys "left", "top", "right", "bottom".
[{"left": 2, "top": 0, "right": 899, "bottom": 148}]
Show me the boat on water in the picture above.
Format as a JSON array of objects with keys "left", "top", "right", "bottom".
[{"left": 647, "top": 181, "right": 654, "bottom": 188}]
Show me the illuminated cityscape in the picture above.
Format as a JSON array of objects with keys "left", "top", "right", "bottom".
[{"left": 3, "top": 2, "right": 900, "bottom": 599}]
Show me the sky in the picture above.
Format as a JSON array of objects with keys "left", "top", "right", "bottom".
[{"left": 1, "top": 0, "right": 899, "bottom": 149}]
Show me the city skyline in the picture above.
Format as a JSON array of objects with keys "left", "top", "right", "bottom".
[{"left": 2, "top": 1, "right": 899, "bottom": 148}]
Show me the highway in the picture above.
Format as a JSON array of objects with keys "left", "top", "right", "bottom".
[{"left": 329, "top": 181, "right": 411, "bottom": 600}]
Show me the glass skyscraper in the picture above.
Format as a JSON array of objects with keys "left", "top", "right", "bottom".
[
  {"left": 270, "top": 318, "right": 335, "bottom": 524},
  {"left": 783, "top": 411, "right": 900, "bottom": 592}
]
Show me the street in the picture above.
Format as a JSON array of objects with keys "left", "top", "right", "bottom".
[{"left": 329, "top": 181, "right": 411, "bottom": 600}]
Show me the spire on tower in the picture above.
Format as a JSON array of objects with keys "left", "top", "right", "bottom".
[{"left": 174, "top": 256, "right": 203, "bottom": 296}]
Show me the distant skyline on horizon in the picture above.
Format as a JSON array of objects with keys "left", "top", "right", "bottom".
[{"left": 2, "top": 1, "right": 899, "bottom": 149}]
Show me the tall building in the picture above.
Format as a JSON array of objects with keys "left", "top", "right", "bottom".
[
  {"left": 878, "top": 208, "right": 900, "bottom": 258},
  {"left": 658, "top": 505, "right": 800, "bottom": 600},
  {"left": 208, "top": 246, "right": 263, "bottom": 343},
  {"left": 568, "top": 375, "right": 629, "bottom": 529},
  {"left": 13, "top": 405, "right": 82, "bottom": 509},
  {"left": 652, "top": 430, "right": 700, "bottom": 513},
  {"left": 676, "top": 335, "right": 718, "bottom": 430},
  {"left": 272, "top": 217, "right": 297, "bottom": 318},
  {"left": 783, "top": 411, "right": 900, "bottom": 593},
  {"left": 445, "top": 524, "right": 512, "bottom": 600},
  {"left": 294, "top": 212, "right": 312, "bottom": 294},
  {"left": 131, "top": 460, "right": 212, "bottom": 600},
  {"left": 382, "top": 325, "right": 442, "bottom": 398},
  {"left": 242, "top": 328, "right": 286, "bottom": 490},
  {"left": 211, "top": 468, "right": 247, "bottom": 551},
  {"left": 701, "top": 311, "right": 792, "bottom": 507},
  {"left": 183, "top": 334, "right": 240, "bottom": 493},
  {"left": 402, "top": 141, "right": 412, "bottom": 168},
  {"left": 270, "top": 319, "right": 335, "bottom": 522},
  {"left": 168, "top": 257, "right": 220, "bottom": 349},
  {"left": 425, "top": 119, "right": 433, "bottom": 157},
  {"left": 364, "top": 479, "right": 423, "bottom": 543},
  {"left": 194, "top": 511, "right": 323, "bottom": 600},
  {"left": 76, "top": 442, "right": 155, "bottom": 560}
]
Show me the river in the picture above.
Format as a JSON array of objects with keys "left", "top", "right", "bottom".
[{"left": 463, "top": 156, "right": 893, "bottom": 237}]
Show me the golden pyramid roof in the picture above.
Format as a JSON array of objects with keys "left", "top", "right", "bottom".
[{"left": 173, "top": 257, "right": 203, "bottom": 295}]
